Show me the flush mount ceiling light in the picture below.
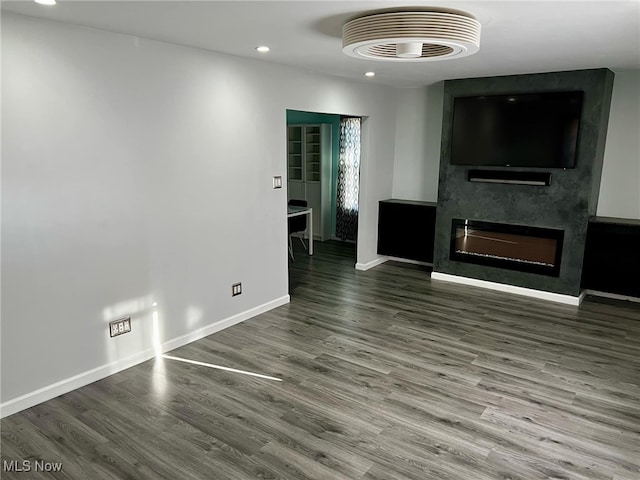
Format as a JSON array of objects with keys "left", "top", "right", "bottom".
[{"left": 342, "top": 9, "right": 481, "bottom": 62}]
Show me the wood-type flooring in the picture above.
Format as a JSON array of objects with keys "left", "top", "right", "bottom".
[{"left": 2, "top": 240, "right": 639, "bottom": 479}]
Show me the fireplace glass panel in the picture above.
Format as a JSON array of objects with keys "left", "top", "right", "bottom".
[{"left": 450, "top": 220, "right": 564, "bottom": 276}]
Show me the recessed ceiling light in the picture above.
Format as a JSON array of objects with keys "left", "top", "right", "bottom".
[
  {"left": 365, "top": 71, "right": 375, "bottom": 77},
  {"left": 34, "top": 0, "right": 56, "bottom": 5},
  {"left": 256, "top": 46, "right": 270, "bottom": 53}
]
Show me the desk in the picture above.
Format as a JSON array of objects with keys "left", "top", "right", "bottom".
[{"left": 287, "top": 206, "right": 313, "bottom": 255}]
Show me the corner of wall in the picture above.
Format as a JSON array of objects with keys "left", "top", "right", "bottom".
[
  {"left": 588, "top": 69, "right": 616, "bottom": 216},
  {"left": 391, "top": 85, "right": 443, "bottom": 202}
]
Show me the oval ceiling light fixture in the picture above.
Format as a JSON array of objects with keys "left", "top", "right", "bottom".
[
  {"left": 255, "top": 46, "right": 270, "bottom": 53},
  {"left": 364, "top": 71, "right": 376, "bottom": 77},
  {"left": 343, "top": 8, "right": 481, "bottom": 62},
  {"left": 34, "top": 0, "right": 56, "bottom": 4}
]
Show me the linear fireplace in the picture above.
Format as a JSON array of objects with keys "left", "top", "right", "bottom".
[{"left": 450, "top": 219, "right": 564, "bottom": 277}]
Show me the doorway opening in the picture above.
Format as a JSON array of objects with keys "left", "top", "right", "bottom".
[{"left": 286, "top": 110, "right": 362, "bottom": 293}]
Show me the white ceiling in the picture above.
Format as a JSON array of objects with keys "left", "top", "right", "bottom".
[{"left": 3, "top": 0, "right": 639, "bottom": 87}]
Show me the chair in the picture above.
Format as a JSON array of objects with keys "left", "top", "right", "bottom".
[{"left": 288, "top": 199, "right": 308, "bottom": 260}]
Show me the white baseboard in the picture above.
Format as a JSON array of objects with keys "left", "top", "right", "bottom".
[
  {"left": 385, "top": 256, "right": 433, "bottom": 267},
  {"left": 0, "top": 295, "right": 290, "bottom": 419},
  {"left": 355, "top": 257, "right": 389, "bottom": 271},
  {"left": 584, "top": 289, "right": 640, "bottom": 304},
  {"left": 160, "top": 295, "right": 289, "bottom": 352},
  {"left": 431, "top": 272, "right": 584, "bottom": 306},
  {"left": 0, "top": 348, "right": 157, "bottom": 420}
]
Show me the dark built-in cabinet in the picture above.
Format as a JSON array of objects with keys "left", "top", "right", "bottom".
[
  {"left": 581, "top": 217, "right": 640, "bottom": 297},
  {"left": 377, "top": 201, "right": 640, "bottom": 298},
  {"left": 377, "top": 200, "right": 437, "bottom": 263}
]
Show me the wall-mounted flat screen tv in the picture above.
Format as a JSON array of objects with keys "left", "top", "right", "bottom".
[{"left": 450, "top": 91, "right": 584, "bottom": 168}]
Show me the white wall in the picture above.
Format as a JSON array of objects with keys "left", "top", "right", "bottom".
[
  {"left": 1, "top": 13, "right": 398, "bottom": 413},
  {"left": 391, "top": 82, "right": 444, "bottom": 202},
  {"left": 597, "top": 69, "right": 640, "bottom": 219}
]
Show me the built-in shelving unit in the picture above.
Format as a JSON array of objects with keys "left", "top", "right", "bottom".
[
  {"left": 287, "top": 126, "right": 303, "bottom": 181},
  {"left": 287, "top": 124, "right": 332, "bottom": 240},
  {"left": 305, "top": 127, "right": 322, "bottom": 183}
]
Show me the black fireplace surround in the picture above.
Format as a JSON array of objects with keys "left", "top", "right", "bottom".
[{"left": 433, "top": 68, "right": 615, "bottom": 297}]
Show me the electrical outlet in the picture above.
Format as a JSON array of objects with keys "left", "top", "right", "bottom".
[
  {"left": 109, "top": 317, "right": 131, "bottom": 337},
  {"left": 232, "top": 282, "right": 242, "bottom": 296}
]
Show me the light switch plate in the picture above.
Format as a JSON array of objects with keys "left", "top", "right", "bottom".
[{"left": 273, "top": 176, "right": 283, "bottom": 189}]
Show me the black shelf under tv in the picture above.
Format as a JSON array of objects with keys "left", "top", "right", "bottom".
[{"left": 467, "top": 169, "right": 552, "bottom": 186}]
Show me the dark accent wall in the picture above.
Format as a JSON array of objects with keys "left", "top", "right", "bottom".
[{"left": 434, "top": 69, "right": 614, "bottom": 297}]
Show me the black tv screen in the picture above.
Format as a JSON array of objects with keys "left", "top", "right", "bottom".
[{"left": 450, "top": 91, "right": 583, "bottom": 168}]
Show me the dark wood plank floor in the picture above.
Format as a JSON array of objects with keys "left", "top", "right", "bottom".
[{"left": 2, "top": 240, "right": 639, "bottom": 479}]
